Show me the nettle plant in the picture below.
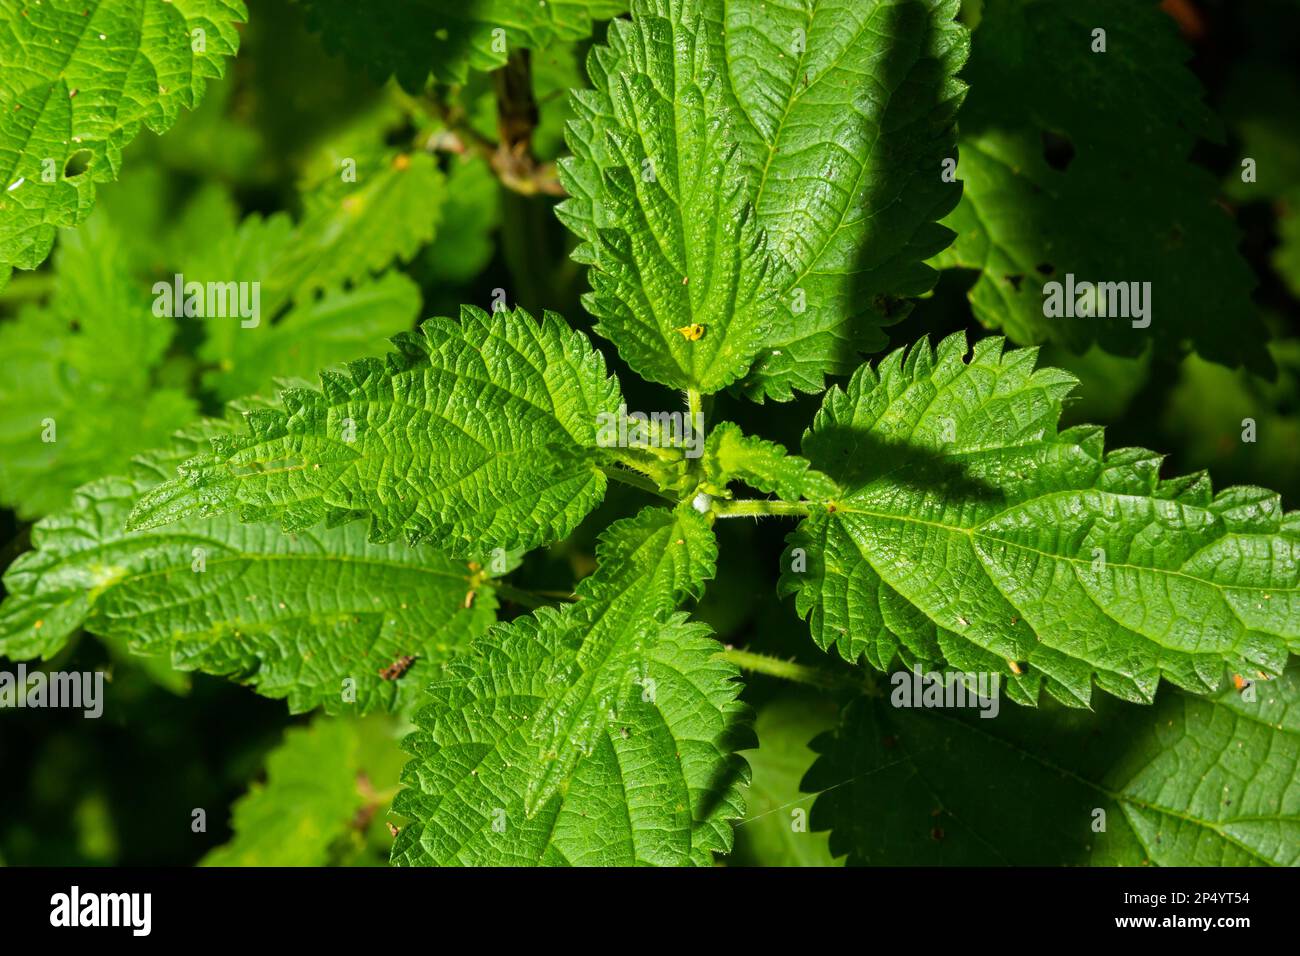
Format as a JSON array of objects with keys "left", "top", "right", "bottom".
[{"left": 1, "top": 0, "right": 1297, "bottom": 867}]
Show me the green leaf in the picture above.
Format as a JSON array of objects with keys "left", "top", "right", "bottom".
[
  {"left": 96, "top": 166, "right": 241, "bottom": 274},
  {"left": 275, "top": 149, "right": 445, "bottom": 300},
  {"left": 201, "top": 716, "right": 364, "bottom": 866},
  {"left": 177, "top": 207, "right": 296, "bottom": 309},
  {"left": 806, "top": 664, "right": 1300, "bottom": 865},
  {"left": 0, "top": 211, "right": 195, "bottom": 518},
  {"left": 1046, "top": 341, "right": 1150, "bottom": 426},
  {"left": 0, "top": 157, "right": 430, "bottom": 518},
  {"left": 708, "top": 0, "right": 969, "bottom": 401},
  {"left": 731, "top": 692, "right": 840, "bottom": 867},
  {"left": 0, "top": 0, "right": 247, "bottom": 276},
  {"left": 171, "top": 147, "right": 444, "bottom": 313},
  {"left": 560, "top": 0, "right": 969, "bottom": 399},
  {"left": 392, "top": 504, "right": 751, "bottom": 866},
  {"left": 932, "top": 0, "right": 1272, "bottom": 372},
  {"left": 128, "top": 307, "right": 624, "bottom": 555},
  {"left": 558, "top": 0, "right": 779, "bottom": 393},
  {"left": 202, "top": 270, "right": 423, "bottom": 402},
  {"left": 202, "top": 714, "right": 408, "bottom": 867},
  {"left": 297, "top": 0, "right": 626, "bottom": 89},
  {"left": 1163, "top": 341, "right": 1300, "bottom": 497},
  {"left": 99, "top": 631, "right": 193, "bottom": 696},
  {"left": 702, "top": 421, "right": 838, "bottom": 501},
  {"left": 125, "top": 57, "right": 263, "bottom": 184},
  {"left": 0, "top": 416, "right": 498, "bottom": 715},
  {"left": 421, "top": 153, "right": 500, "bottom": 286},
  {"left": 172, "top": 148, "right": 436, "bottom": 398},
  {"left": 780, "top": 332, "right": 1300, "bottom": 707}
]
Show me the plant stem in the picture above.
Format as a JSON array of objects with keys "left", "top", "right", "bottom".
[
  {"left": 711, "top": 499, "right": 812, "bottom": 518},
  {"left": 492, "top": 49, "right": 564, "bottom": 196},
  {"left": 393, "top": 79, "right": 561, "bottom": 197},
  {"left": 717, "top": 648, "right": 866, "bottom": 691},
  {"left": 686, "top": 388, "right": 704, "bottom": 425}
]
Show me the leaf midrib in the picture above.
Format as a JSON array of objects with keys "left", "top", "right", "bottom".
[{"left": 834, "top": 497, "right": 1292, "bottom": 599}]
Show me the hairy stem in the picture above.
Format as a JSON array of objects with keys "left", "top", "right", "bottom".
[
  {"left": 711, "top": 499, "right": 812, "bottom": 518},
  {"left": 717, "top": 648, "right": 869, "bottom": 692},
  {"left": 686, "top": 388, "right": 704, "bottom": 425}
]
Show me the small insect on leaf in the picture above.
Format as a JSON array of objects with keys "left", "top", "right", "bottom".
[
  {"left": 675, "top": 324, "right": 705, "bottom": 341},
  {"left": 379, "top": 655, "right": 417, "bottom": 681}
]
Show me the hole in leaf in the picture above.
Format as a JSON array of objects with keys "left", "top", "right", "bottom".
[
  {"left": 1040, "top": 130, "right": 1075, "bottom": 171},
  {"left": 63, "top": 149, "right": 92, "bottom": 178},
  {"left": 384, "top": 122, "right": 415, "bottom": 148},
  {"left": 1036, "top": 262, "right": 1055, "bottom": 276},
  {"left": 872, "top": 294, "right": 905, "bottom": 318}
]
